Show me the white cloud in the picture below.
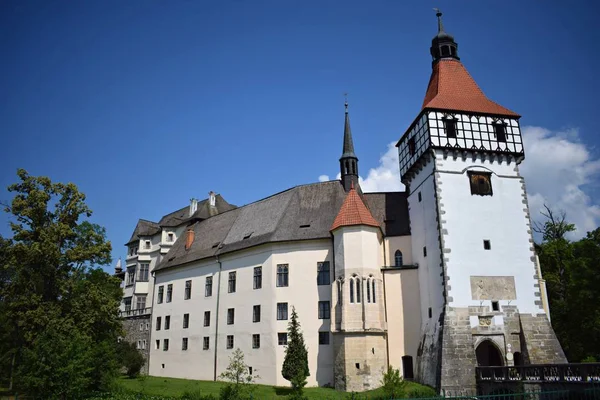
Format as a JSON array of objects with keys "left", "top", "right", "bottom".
[
  {"left": 319, "top": 126, "right": 600, "bottom": 239},
  {"left": 318, "top": 175, "right": 330, "bottom": 182}
]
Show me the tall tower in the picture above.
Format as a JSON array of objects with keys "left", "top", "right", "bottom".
[
  {"left": 340, "top": 100, "right": 359, "bottom": 192},
  {"left": 396, "top": 11, "right": 566, "bottom": 393}
]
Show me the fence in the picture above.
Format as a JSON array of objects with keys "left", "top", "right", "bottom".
[{"left": 403, "top": 385, "right": 600, "bottom": 400}]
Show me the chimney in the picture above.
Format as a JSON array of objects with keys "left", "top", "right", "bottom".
[
  {"left": 189, "top": 198, "right": 198, "bottom": 217},
  {"left": 114, "top": 257, "right": 122, "bottom": 274},
  {"left": 185, "top": 228, "right": 195, "bottom": 250},
  {"left": 208, "top": 191, "right": 217, "bottom": 216}
]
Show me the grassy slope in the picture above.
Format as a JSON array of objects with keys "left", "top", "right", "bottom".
[{"left": 117, "top": 376, "right": 432, "bottom": 399}]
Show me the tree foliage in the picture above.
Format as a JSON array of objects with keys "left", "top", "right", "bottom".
[
  {"left": 536, "top": 205, "right": 600, "bottom": 362},
  {"left": 0, "top": 169, "right": 122, "bottom": 398},
  {"left": 116, "top": 341, "right": 145, "bottom": 378},
  {"left": 380, "top": 365, "right": 406, "bottom": 399},
  {"left": 281, "top": 306, "right": 309, "bottom": 399},
  {"left": 218, "top": 348, "right": 258, "bottom": 400}
]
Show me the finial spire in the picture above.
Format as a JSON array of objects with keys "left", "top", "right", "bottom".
[
  {"left": 430, "top": 9, "right": 459, "bottom": 65},
  {"left": 434, "top": 8, "right": 444, "bottom": 33},
  {"left": 339, "top": 95, "right": 359, "bottom": 192},
  {"left": 344, "top": 93, "right": 349, "bottom": 114}
]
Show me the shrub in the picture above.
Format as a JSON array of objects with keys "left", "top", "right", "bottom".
[
  {"left": 181, "top": 389, "right": 217, "bottom": 400},
  {"left": 404, "top": 385, "right": 438, "bottom": 398},
  {"left": 117, "top": 341, "right": 145, "bottom": 378},
  {"left": 381, "top": 365, "right": 405, "bottom": 399}
]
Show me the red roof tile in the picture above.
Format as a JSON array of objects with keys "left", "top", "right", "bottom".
[
  {"left": 422, "top": 59, "right": 520, "bottom": 118},
  {"left": 330, "top": 185, "right": 380, "bottom": 232}
]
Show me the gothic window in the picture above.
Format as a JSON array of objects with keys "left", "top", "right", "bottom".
[
  {"left": 395, "top": 250, "right": 403, "bottom": 267},
  {"left": 493, "top": 123, "right": 507, "bottom": 142},
  {"left": 443, "top": 117, "right": 457, "bottom": 138},
  {"left": 468, "top": 171, "right": 493, "bottom": 196},
  {"left": 356, "top": 278, "right": 361, "bottom": 303},
  {"left": 372, "top": 280, "right": 376, "bottom": 303},
  {"left": 350, "top": 278, "right": 355, "bottom": 303},
  {"left": 366, "top": 278, "right": 371, "bottom": 303}
]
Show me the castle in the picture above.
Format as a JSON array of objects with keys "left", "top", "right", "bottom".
[{"left": 115, "top": 12, "right": 566, "bottom": 393}]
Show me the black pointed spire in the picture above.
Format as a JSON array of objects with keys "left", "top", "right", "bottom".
[
  {"left": 430, "top": 9, "right": 459, "bottom": 65},
  {"left": 340, "top": 97, "right": 359, "bottom": 192}
]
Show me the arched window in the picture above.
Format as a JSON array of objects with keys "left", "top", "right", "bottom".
[
  {"left": 395, "top": 250, "right": 403, "bottom": 267},
  {"left": 356, "top": 278, "right": 361, "bottom": 303},
  {"left": 372, "top": 280, "right": 376, "bottom": 303},
  {"left": 349, "top": 278, "right": 355, "bottom": 303},
  {"left": 366, "top": 278, "right": 371, "bottom": 303}
]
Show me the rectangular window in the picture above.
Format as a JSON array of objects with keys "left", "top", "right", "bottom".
[
  {"left": 423, "top": 246, "right": 427, "bottom": 257},
  {"left": 163, "top": 339, "right": 169, "bottom": 351},
  {"left": 203, "top": 337, "right": 210, "bottom": 350},
  {"left": 227, "top": 308, "right": 235, "bottom": 325},
  {"left": 227, "top": 335, "right": 234, "bottom": 349},
  {"left": 167, "top": 233, "right": 174, "bottom": 242},
  {"left": 317, "top": 261, "right": 330, "bottom": 285},
  {"left": 145, "top": 240, "right": 151, "bottom": 249},
  {"left": 205, "top": 276, "right": 213, "bottom": 297},
  {"left": 142, "top": 339, "right": 147, "bottom": 350},
  {"left": 156, "top": 316, "right": 161, "bottom": 330},
  {"left": 155, "top": 340, "right": 160, "bottom": 350},
  {"left": 165, "top": 315, "right": 170, "bottom": 330},
  {"left": 278, "top": 332, "right": 288, "bottom": 346},
  {"left": 135, "top": 295, "right": 146, "bottom": 310},
  {"left": 166, "top": 284, "right": 173, "bottom": 303},
  {"left": 277, "top": 303, "right": 288, "bottom": 320},
  {"left": 253, "top": 266, "right": 262, "bottom": 289},
  {"left": 318, "top": 301, "right": 331, "bottom": 319},
  {"left": 418, "top": 192, "right": 422, "bottom": 202},
  {"left": 253, "top": 305, "right": 261, "bottom": 323},
  {"left": 124, "top": 297, "right": 132, "bottom": 311},
  {"left": 185, "top": 280, "right": 192, "bottom": 300},
  {"left": 183, "top": 313, "right": 189, "bottom": 329},
  {"left": 319, "top": 331, "right": 330, "bottom": 345},
  {"left": 494, "top": 123, "right": 507, "bottom": 142},
  {"left": 468, "top": 172, "right": 493, "bottom": 196},
  {"left": 443, "top": 118, "right": 457, "bottom": 138},
  {"left": 277, "top": 264, "right": 289, "bottom": 287},
  {"left": 126, "top": 267, "right": 135, "bottom": 286},
  {"left": 408, "top": 137, "right": 416, "bottom": 156},
  {"left": 483, "top": 240, "right": 491, "bottom": 250},
  {"left": 182, "top": 338, "right": 188, "bottom": 351},
  {"left": 228, "top": 272, "right": 236, "bottom": 293},
  {"left": 204, "top": 311, "right": 210, "bottom": 327},
  {"left": 157, "top": 286, "right": 164, "bottom": 304},
  {"left": 138, "top": 263, "right": 149, "bottom": 282},
  {"left": 252, "top": 334, "right": 260, "bottom": 349}
]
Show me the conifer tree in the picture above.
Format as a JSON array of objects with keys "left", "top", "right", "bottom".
[{"left": 281, "top": 306, "right": 309, "bottom": 397}]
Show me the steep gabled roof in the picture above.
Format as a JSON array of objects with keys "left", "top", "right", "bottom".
[
  {"left": 422, "top": 59, "right": 520, "bottom": 118},
  {"left": 126, "top": 219, "right": 161, "bottom": 244},
  {"left": 158, "top": 194, "right": 237, "bottom": 227},
  {"left": 330, "top": 185, "right": 380, "bottom": 232}
]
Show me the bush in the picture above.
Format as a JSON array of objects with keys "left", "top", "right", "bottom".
[
  {"left": 404, "top": 386, "right": 438, "bottom": 398},
  {"left": 181, "top": 389, "right": 217, "bottom": 400},
  {"left": 381, "top": 365, "right": 405, "bottom": 399},
  {"left": 117, "top": 341, "right": 145, "bottom": 378}
]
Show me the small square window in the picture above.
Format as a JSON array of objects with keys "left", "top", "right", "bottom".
[
  {"left": 182, "top": 338, "right": 188, "bottom": 351},
  {"left": 203, "top": 337, "right": 210, "bottom": 350},
  {"left": 483, "top": 240, "right": 491, "bottom": 250},
  {"left": 468, "top": 172, "right": 493, "bottom": 196},
  {"left": 492, "top": 301, "right": 500, "bottom": 311},
  {"left": 145, "top": 240, "right": 151, "bottom": 249},
  {"left": 252, "top": 334, "right": 260, "bottom": 349},
  {"left": 319, "top": 331, "right": 330, "bottom": 345},
  {"left": 355, "top": 363, "right": 360, "bottom": 369},
  {"left": 167, "top": 233, "right": 174, "bottom": 242},
  {"left": 227, "top": 335, "right": 234, "bottom": 349},
  {"left": 278, "top": 332, "right": 288, "bottom": 346}
]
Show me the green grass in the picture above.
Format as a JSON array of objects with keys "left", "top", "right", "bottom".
[{"left": 115, "top": 375, "right": 433, "bottom": 399}]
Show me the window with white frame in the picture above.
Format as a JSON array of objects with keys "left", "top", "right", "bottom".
[
  {"left": 124, "top": 297, "right": 132, "bottom": 311},
  {"left": 135, "top": 295, "right": 146, "bottom": 310},
  {"left": 184, "top": 280, "right": 192, "bottom": 300},
  {"left": 166, "top": 284, "right": 172, "bottom": 302},
  {"left": 138, "top": 263, "right": 149, "bottom": 282},
  {"left": 277, "top": 264, "right": 289, "bottom": 287},
  {"left": 126, "top": 267, "right": 135, "bottom": 286},
  {"left": 318, "top": 301, "right": 330, "bottom": 319},
  {"left": 277, "top": 303, "right": 288, "bottom": 320},
  {"left": 205, "top": 276, "right": 213, "bottom": 297},
  {"left": 228, "top": 272, "right": 236, "bottom": 293},
  {"left": 253, "top": 267, "right": 262, "bottom": 289}
]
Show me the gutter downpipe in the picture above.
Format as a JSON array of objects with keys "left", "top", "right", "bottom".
[{"left": 213, "top": 255, "right": 223, "bottom": 381}]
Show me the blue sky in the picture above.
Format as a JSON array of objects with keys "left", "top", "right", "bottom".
[{"left": 2, "top": 1, "right": 599, "bottom": 270}]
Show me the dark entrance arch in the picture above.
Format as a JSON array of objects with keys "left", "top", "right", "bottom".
[{"left": 476, "top": 340, "right": 504, "bottom": 367}]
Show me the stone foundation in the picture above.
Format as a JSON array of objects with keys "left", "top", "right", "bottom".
[
  {"left": 122, "top": 315, "right": 152, "bottom": 374},
  {"left": 333, "top": 332, "right": 387, "bottom": 392},
  {"left": 440, "top": 308, "right": 477, "bottom": 393},
  {"left": 519, "top": 314, "right": 567, "bottom": 364}
]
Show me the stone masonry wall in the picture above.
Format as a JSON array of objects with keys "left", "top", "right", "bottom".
[
  {"left": 122, "top": 315, "right": 152, "bottom": 374},
  {"left": 439, "top": 307, "right": 477, "bottom": 393},
  {"left": 333, "top": 333, "right": 387, "bottom": 392},
  {"left": 519, "top": 314, "right": 567, "bottom": 364}
]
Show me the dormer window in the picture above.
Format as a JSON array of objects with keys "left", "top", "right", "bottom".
[
  {"left": 468, "top": 171, "right": 493, "bottom": 196},
  {"left": 167, "top": 233, "right": 174, "bottom": 242},
  {"left": 493, "top": 123, "right": 507, "bottom": 142},
  {"left": 144, "top": 240, "right": 151, "bottom": 250},
  {"left": 442, "top": 117, "right": 457, "bottom": 138}
]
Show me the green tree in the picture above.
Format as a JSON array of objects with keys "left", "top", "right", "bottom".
[
  {"left": 281, "top": 306, "right": 309, "bottom": 399},
  {"left": 219, "top": 348, "right": 258, "bottom": 400},
  {"left": 0, "top": 169, "right": 122, "bottom": 398},
  {"left": 381, "top": 365, "right": 406, "bottom": 399},
  {"left": 116, "top": 341, "right": 145, "bottom": 378}
]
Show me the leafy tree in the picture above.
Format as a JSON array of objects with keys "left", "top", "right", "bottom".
[
  {"left": 219, "top": 348, "right": 258, "bottom": 400},
  {"left": 116, "top": 341, "right": 145, "bottom": 378},
  {"left": 281, "top": 306, "right": 309, "bottom": 399},
  {"left": 381, "top": 365, "right": 406, "bottom": 399},
  {"left": 0, "top": 169, "right": 122, "bottom": 398}
]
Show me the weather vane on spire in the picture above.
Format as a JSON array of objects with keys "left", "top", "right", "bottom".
[
  {"left": 433, "top": 8, "right": 444, "bottom": 33},
  {"left": 344, "top": 92, "right": 349, "bottom": 113}
]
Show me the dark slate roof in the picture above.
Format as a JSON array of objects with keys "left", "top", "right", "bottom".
[
  {"left": 158, "top": 194, "right": 236, "bottom": 227},
  {"left": 363, "top": 192, "right": 411, "bottom": 237},
  {"left": 155, "top": 181, "right": 411, "bottom": 272},
  {"left": 126, "top": 219, "right": 161, "bottom": 244}
]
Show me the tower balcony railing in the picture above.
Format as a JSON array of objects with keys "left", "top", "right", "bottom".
[
  {"left": 119, "top": 307, "right": 152, "bottom": 318},
  {"left": 476, "top": 363, "right": 600, "bottom": 384}
]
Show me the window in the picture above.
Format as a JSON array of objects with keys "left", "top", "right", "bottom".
[
  {"left": 319, "top": 331, "right": 330, "bottom": 345},
  {"left": 253, "top": 266, "right": 262, "bottom": 289},
  {"left": 157, "top": 286, "right": 164, "bottom": 304},
  {"left": 367, "top": 280, "right": 371, "bottom": 303},
  {"left": 443, "top": 118, "right": 457, "bottom": 138},
  {"left": 278, "top": 332, "right": 288, "bottom": 346},
  {"left": 156, "top": 316, "right": 162, "bottom": 330},
  {"left": 277, "top": 303, "right": 288, "bottom": 320},
  {"left": 468, "top": 171, "right": 493, "bottom": 196},
  {"left": 227, "top": 335, "right": 234, "bottom": 349},
  {"left": 317, "top": 262, "right": 330, "bottom": 285},
  {"left": 129, "top": 246, "right": 135, "bottom": 256},
  {"left": 126, "top": 267, "right": 135, "bottom": 286},
  {"left": 227, "top": 308, "right": 235, "bottom": 325},
  {"left": 138, "top": 263, "right": 149, "bottom": 282},
  {"left": 142, "top": 339, "right": 147, "bottom": 350},
  {"left": 252, "top": 334, "right": 260, "bottom": 349},
  {"left": 493, "top": 123, "right": 507, "bottom": 142},
  {"left": 183, "top": 313, "right": 189, "bottom": 329},
  {"left": 145, "top": 240, "right": 151, "bottom": 249},
  {"left": 318, "top": 301, "right": 331, "bottom": 319},
  {"left": 372, "top": 280, "right": 376, "bottom": 303},
  {"left": 205, "top": 276, "right": 213, "bottom": 297},
  {"left": 124, "top": 297, "right": 132, "bottom": 311},
  {"left": 418, "top": 192, "right": 422, "bottom": 202},
  {"left": 203, "top": 337, "right": 210, "bottom": 350},
  {"left": 484, "top": 240, "right": 491, "bottom": 250},
  {"left": 163, "top": 339, "right": 169, "bottom": 351},
  {"left": 166, "top": 284, "right": 173, "bottom": 303},
  {"left": 350, "top": 279, "right": 355, "bottom": 303},
  {"left": 356, "top": 278, "right": 361, "bottom": 303},
  {"left": 395, "top": 250, "right": 403, "bottom": 267},
  {"left": 136, "top": 295, "right": 147, "bottom": 310},
  {"left": 155, "top": 340, "right": 160, "bottom": 350},
  {"left": 146, "top": 323, "right": 149, "bottom": 330},
  {"left": 204, "top": 311, "right": 210, "bottom": 327},
  {"left": 228, "top": 272, "right": 236, "bottom": 293},
  {"left": 428, "top": 307, "right": 432, "bottom": 318},
  {"left": 277, "top": 264, "right": 289, "bottom": 287},
  {"left": 167, "top": 233, "right": 174, "bottom": 242},
  {"left": 134, "top": 246, "right": 138, "bottom": 255},
  {"left": 253, "top": 305, "right": 261, "bottom": 323},
  {"left": 137, "top": 340, "right": 141, "bottom": 349},
  {"left": 185, "top": 280, "right": 192, "bottom": 300},
  {"left": 492, "top": 301, "right": 500, "bottom": 311},
  {"left": 165, "top": 315, "right": 170, "bottom": 330},
  {"left": 249, "top": 367, "right": 253, "bottom": 375},
  {"left": 182, "top": 338, "right": 188, "bottom": 351},
  {"left": 408, "top": 137, "right": 415, "bottom": 156},
  {"left": 423, "top": 247, "right": 427, "bottom": 257}
]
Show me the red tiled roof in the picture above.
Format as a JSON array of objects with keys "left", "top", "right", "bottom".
[
  {"left": 422, "top": 59, "right": 520, "bottom": 118},
  {"left": 330, "top": 185, "right": 380, "bottom": 232}
]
